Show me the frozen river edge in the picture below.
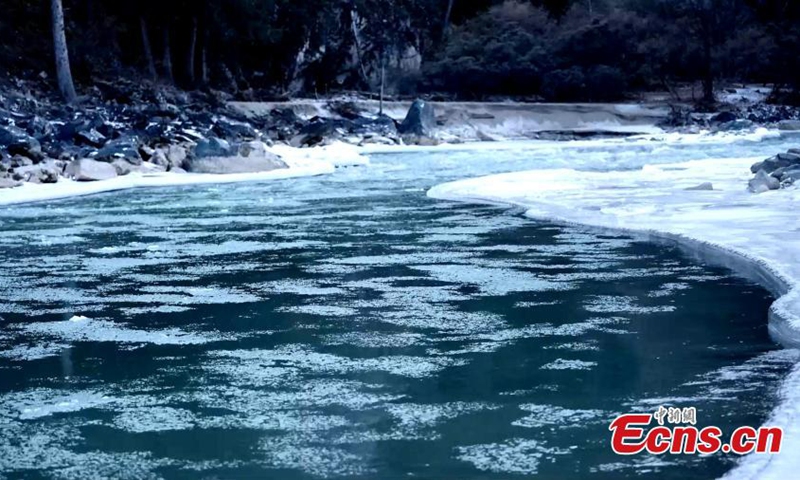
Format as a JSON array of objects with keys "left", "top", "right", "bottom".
[{"left": 428, "top": 157, "right": 800, "bottom": 480}]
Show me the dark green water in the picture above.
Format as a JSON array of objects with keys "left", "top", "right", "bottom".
[{"left": 1, "top": 139, "right": 798, "bottom": 479}]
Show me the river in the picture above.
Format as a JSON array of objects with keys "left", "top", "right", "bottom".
[{"left": 1, "top": 133, "right": 798, "bottom": 479}]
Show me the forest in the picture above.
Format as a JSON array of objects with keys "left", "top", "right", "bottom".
[{"left": 1, "top": 0, "right": 800, "bottom": 104}]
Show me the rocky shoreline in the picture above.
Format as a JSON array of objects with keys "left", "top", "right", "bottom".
[
  {"left": 3, "top": 79, "right": 800, "bottom": 192},
  {"left": 0, "top": 79, "right": 442, "bottom": 190}
]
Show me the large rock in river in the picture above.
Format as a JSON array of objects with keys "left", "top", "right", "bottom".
[
  {"left": 65, "top": 158, "right": 118, "bottom": 182},
  {"left": 748, "top": 170, "right": 780, "bottom": 194},
  {"left": 751, "top": 152, "right": 800, "bottom": 174},
  {"left": 398, "top": 99, "right": 436, "bottom": 137}
]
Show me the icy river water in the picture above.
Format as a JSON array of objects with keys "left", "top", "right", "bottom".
[{"left": 2, "top": 134, "right": 800, "bottom": 479}]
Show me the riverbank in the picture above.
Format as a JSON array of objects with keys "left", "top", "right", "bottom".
[{"left": 428, "top": 154, "right": 800, "bottom": 480}]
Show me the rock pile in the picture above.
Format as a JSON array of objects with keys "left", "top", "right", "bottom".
[
  {"left": 0, "top": 76, "right": 437, "bottom": 189},
  {"left": 749, "top": 149, "right": 800, "bottom": 193}
]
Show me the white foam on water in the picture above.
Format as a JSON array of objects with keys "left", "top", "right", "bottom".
[
  {"left": 16, "top": 316, "right": 231, "bottom": 348},
  {"left": 412, "top": 264, "right": 574, "bottom": 296},
  {"left": 455, "top": 438, "right": 571, "bottom": 475},
  {"left": 540, "top": 359, "right": 598, "bottom": 371},
  {"left": 112, "top": 407, "right": 196, "bottom": 433},
  {"left": 512, "top": 404, "right": 606, "bottom": 429}
]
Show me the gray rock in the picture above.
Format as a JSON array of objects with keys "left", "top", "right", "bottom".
[
  {"left": 195, "top": 137, "right": 233, "bottom": 158},
  {"left": 65, "top": 158, "right": 118, "bottom": 182},
  {"left": 780, "top": 168, "right": 800, "bottom": 184},
  {"left": 213, "top": 118, "right": 258, "bottom": 140},
  {"left": 166, "top": 145, "right": 188, "bottom": 168},
  {"left": 684, "top": 182, "right": 714, "bottom": 191},
  {"left": 111, "top": 159, "right": 135, "bottom": 176},
  {"left": 96, "top": 137, "right": 142, "bottom": 165},
  {"left": 714, "top": 119, "right": 754, "bottom": 131},
  {"left": 290, "top": 119, "right": 339, "bottom": 148},
  {"left": 0, "top": 178, "right": 21, "bottom": 189},
  {"left": 75, "top": 129, "right": 107, "bottom": 148},
  {"left": 170, "top": 167, "right": 187, "bottom": 174},
  {"left": 398, "top": 99, "right": 436, "bottom": 137},
  {"left": 12, "top": 164, "right": 59, "bottom": 184},
  {"left": 0, "top": 125, "right": 43, "bottom": 161},
  {"left": 10, "top": 155, "right": 33, "bottom": 168},
  {"left": 751, "top": 153, "right": 800, "bottom": 174},
  {"left": 710, "top": 111, "right": 737, "bottom": 124},
  {"left": 748, "top": 170, "right": 780, "bottom": 193},
  {"left": 149, "top": 149, "right": 170, "bottom": 168},
  {"left": 185, "top": 154, "right": 288, "bottom": 174},
  {"left": 238, "top": 141, "right": 271, "bottom": 158}
]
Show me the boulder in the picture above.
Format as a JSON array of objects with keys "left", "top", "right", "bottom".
[
  {"left": 111, "top": 159, "right": 136, "bottom": 176},
  {"left": 12, "top": 163, "right": 59, "bottom": 184},
  {"left": 328, "top": 101, "right": 363, "bottom": 120},
  {"left": 0, "top": 125, "right": 43, "bottom": 161},
  {"left": 166, "top": 145, "right": 188, "bottom": 169},
  {"left": 751, "top": 152, "right": 800, "bottom": 174},
  {"left": 96, "top": 137, "right": 142, "bottom": 164},
  {"left": 65, "top": 158, "right": 118, "bottom": 182},
  {"left": 398, "top": 99, "right": 436, "bottom": 137},
  {"left": 195, "top": 137, "right": 233, "bottom": 158},
  {"left": 238, "top": 140, "right": 271, "bottom": 158},
  {"left": 9, "top": 155, "right": 33, "bottom": 168},
  {"left": 149, "top": 149, "right": 170, "bottom": 168},
  {"left": 185, "top": 153, "right": 288, "bottom": 174},
  {"left": 779, "top": 168, "right": 800, "bottom": 184},
  {"left": 684, "top": 182, "right": 714, "bottom": 191},
  {"left": 290, "top": 118, "right": 340, "bottom": 148},
  {"left": 0, "top": 178, "right": 21, "bottom": 189},
  {"left": 351, "top": 114, "right": 397, "bottom": 137},
  {"left": 748, "top": 170, "right": 780, "bottom": 194},
  {"left": 212, "top": 117, "right": 258, "bottom": 140},
  {"left": 75, "top": 128, "right": 107, "bottom": 148},
  {"left": 710, "top": 111, "right": 738, "bottom": 124},
  {"left": 714, "top": 119, "right": 754, "bottom": 131}
]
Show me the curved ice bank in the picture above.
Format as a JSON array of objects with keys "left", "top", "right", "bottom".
[
  {"left": 428, "top": 157, "right": 800, "bottom": 480},
  {"left": 0, "top": 142, "right": 367, "bottom": 206}
]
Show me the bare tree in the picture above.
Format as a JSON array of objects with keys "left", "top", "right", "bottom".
[
  {"left": 140, "top": 16, "right": 158, "bottom": 81},
  {"left": 443, "top": 0, "right": 455, "bottom": 38},
  {"left": 163, "top": 28, "right": 175, "bottom": 84},
  {"left": 187, "top": 17, "right": 198, "bottom": 85},
  {"left": 50, "top": 0, "right": 77, "bottom": 103}
]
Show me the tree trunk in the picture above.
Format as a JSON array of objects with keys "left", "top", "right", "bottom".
[
  {"left": 140, "top": 17, "right": 157, "bottom": 81},
  {"left": 201, "top": 45, "right": 209, "bottom": 85},
  {"left": 379, "top": 52, "right": 385, "bottom": 115},
  {"left": 701, "top": 19, "right": 715, "bottom": 105},
  {"left": 443, "top": 0, "right": 455, "bottom": 38},
  {"left": 50, "top": 0, "right": 77, "bottom": 103},
  {"left": 163, "top": 28, "right": 174, "bottom": 84},
  {"left": 187, "top": 17, "right": 198, "bottom": 85}
]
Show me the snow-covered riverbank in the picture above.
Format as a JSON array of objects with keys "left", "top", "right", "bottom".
[{"left": 428, "top": 154, "right": 800, "bottom": 480}]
